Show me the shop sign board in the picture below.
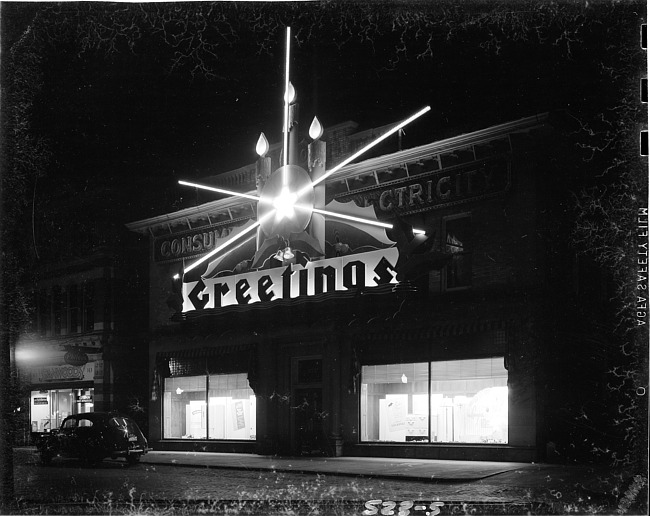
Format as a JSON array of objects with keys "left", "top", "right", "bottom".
[
  {"left": 31, "top": 362, "right": 96, "bottom": 384},
  {"left": 33, "top": 397, "right": 48, "bottom": 405},
  {"left": 77, "top": 394, "right": 93, "bottom": 403},
  {"left": 337, "top": 156, "right": 510, "bottom": 216},
  {"left": 182, "top": 247, "right": 398, "bottom": 313},
  {"left": 154, "top": 218, "right": 248, "bottom": 263}
]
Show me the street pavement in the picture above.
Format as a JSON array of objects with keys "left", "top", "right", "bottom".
[{"left": 9, "top": 447, "right": 638, "bottom": 515}]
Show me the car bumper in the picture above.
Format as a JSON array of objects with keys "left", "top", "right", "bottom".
[{"left": 112, "top": 447, "right": 149, "bottom": 458}]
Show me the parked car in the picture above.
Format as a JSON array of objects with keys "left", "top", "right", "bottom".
[{"left": 36, "top": 412, "right": 148, "bottom": 466}]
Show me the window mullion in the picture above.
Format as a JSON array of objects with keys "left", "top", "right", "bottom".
[
  {"left": 428, "top": 361, "right": 432, "bottom": 443},
  {"left": 205, "top": 373, "right": 209, "bottom": 440}
]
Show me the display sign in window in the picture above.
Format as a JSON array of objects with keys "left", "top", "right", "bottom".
[{"left": 361, "top": 358, "right": 507, "bottom": 444}]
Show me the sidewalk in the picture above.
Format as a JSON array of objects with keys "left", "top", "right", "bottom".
[
  {"left": 140, "top": 450, "right": 613, "bottom": 490},
  {"left": 142, "top": 450, "right": 521, "bottom": 481}
]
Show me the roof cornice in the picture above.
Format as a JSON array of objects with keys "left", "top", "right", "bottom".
[
  {"left": 126, "top": 113, "right": 548, "bottom": 234},
  {"left": 332, "top": 113, "right": 549, "bottom": 181}
]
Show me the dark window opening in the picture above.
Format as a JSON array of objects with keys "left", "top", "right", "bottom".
[
  {"left": 69, "top": 285, "right": 79, "bottom": 334},
  {"left": 445, "top": 216, "right": 472, "bottom": 290},
  {"left": 297, "top": 358, "right": 322, "bottom": 384},
  {"left": 83, "top": 281, "right": 94, "bottom": 332}
]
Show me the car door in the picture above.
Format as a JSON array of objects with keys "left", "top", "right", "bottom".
[
  {"left": 58, "top": 416, "right": 79, "bottom": 456},
  {"left": 74, "top": 415, "right": 100, "bottom": 456}
]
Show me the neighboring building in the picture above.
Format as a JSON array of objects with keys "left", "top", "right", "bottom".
[
  {"left": 13, "top": 248, "right": 149, "bottom": 443},
  {"left": 126, "top": 112, "right": 605, "bottom": 462}
]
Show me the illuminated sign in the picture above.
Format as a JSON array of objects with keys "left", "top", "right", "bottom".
[
  {"left": 32, "top": 362, "right": 96, "bottom": 383},
  {"left": 337, "top": 157, "right": 511, "bottom": 216},
  {"left": 77, "top": 394, "right": 93, "bottom": 403},
  {"left": 182, "top": 247, "right": 398, "bottom": 312},
  {"left": 154, "top": 221, "right": 245, "bottom": 263}
]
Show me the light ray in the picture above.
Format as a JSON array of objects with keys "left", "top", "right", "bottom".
[
  {"left": 202, "top": 233, "right": 257, "bottom": 276},
  {"left": 178, "top": 180, "right": 261, "bottom": 203},
  {"left": 184, "top": 211, "right": 275, "bottom": 274},
  {"left": 283, "top": 27, "right": 291, "bottom": 175},
  {"left": 295, "top": 204, "right": 426, "bottom": 235},
  {"left": 301, "top": 106, "right": 431, "bottom": 196},
  {"left": 306, "top": 206, "right": 393, "bottom": 230}
]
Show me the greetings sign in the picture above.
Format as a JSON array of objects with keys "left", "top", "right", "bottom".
[{"left": 182, "top": 247, "right": 399, "bottom": 313}]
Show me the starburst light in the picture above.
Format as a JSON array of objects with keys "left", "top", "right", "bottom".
[{"left": 178, "top": 27, "right": 430, "bottom": 276}]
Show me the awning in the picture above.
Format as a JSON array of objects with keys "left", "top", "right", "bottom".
[
  {"left": 156, "top": 343, "right": 252, "bottom": 360},
  {"left": 354, "top": 319, "right": 510, "bottom": 340}
]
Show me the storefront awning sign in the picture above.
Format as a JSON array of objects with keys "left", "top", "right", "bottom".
[
  {"left": 182, "top": 247, "right": 398, "bottom": 312},
  {"left": 31, "top": 362, "right": 96, "bottom": 384}
]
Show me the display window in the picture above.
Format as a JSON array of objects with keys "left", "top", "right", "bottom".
[
  {"left": 361, "top": 357, "right": 507, "bottom": 444},
  {"left": 30, "top": 388, "right": 94, "bottom": 433},
  {"left": 163, "top": 373, "right": 256, "bottom": 440}
]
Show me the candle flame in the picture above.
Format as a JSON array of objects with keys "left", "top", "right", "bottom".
[
  {"left": 284, "top": 81, "right": 296, "bottom": 104},
  {"left": 309, "top": 116, "right": 323, "bottom": 140},
  {"left": 256, "top": 132, "right": 269, "bottom": 157}
]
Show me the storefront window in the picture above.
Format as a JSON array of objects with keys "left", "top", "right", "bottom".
[
  {"left": 360, "top": 363, "right": 429, "bottom": 442},
  {"left": 163, "top": 373, "right": 256, "bottom": 440},
  {"left": 361, "top": 358, "right": 507, "bottom": 444},
  {"left": 30, "top": 388, "right": 94, "bottom": 433},
  {"left": 430, "top": 358, "right": 507, "bottom": 444},
  {"left": 163, "top": 376, "right": 207, "bottom": 439},
  {"left": 208, "top": 374, "right": 256, "bottom": 440}
]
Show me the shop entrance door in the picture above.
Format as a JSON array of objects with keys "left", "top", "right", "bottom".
[{"left": 291, "top": 356, "right": 325, "bottom": 456}]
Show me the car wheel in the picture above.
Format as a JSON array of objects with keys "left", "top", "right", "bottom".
[{"left": 126, "top": 454, "right": 140, "bottom": 465}]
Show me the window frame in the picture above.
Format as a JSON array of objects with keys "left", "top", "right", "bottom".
[
  {"left": 83, "top": 281, "right": 95, "bottom": 332},
  {"left": 162, "top": 372, "right": 256, "bottom": 441},
  {"left": 442, "top": 212, "right": 473, "bottom": 292},
  {"left": 359, "top": 356, "right": 508, "bottom": 445}
]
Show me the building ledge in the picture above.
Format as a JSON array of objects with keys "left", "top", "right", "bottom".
[
  {"left": 348, "top": 443, "right": 538, "bottom": 462},
  {"left": 152, "top": 439, "right": 257, "bottom": 454}
]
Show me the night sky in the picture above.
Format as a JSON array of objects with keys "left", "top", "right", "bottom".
[{"left": 1, "top": 1, "right": 644, "bottom": 261}]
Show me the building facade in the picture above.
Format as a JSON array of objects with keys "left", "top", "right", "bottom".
[
  {"left": 128, "top": 113, "right": 586, "bottom": 462},
  {"left": 13, "top": 249, "right": 148, "bottom": 443}
]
